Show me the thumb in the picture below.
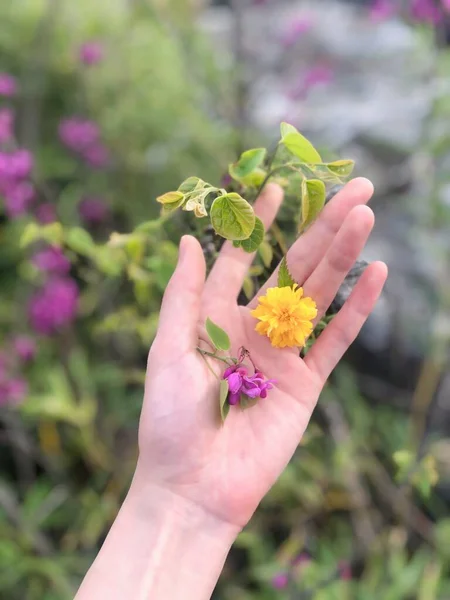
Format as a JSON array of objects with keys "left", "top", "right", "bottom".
[{"left": 153, "top": 235, "right": 206, "bottom": 356}]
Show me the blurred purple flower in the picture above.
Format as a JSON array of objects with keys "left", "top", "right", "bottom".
[
  {"left": 0, "top": 149, "right": 34, "bottom": 182},
  {"left": 411, "top": 0, "right": 442, "bottom": 23},
  {"left": 3, "top": 182, "right": 35, "bottom": 218},
  {"left": 32, "top": 246, "right": 71, "bottom": 275},
  {"left": 289, "top": 63, "right": 334, "bottom": 100},
  {"left": 292, "top": 552, "right": 311, "bottom": 567},
  {"left": 59, "top": 117, "right": 100, "bottom": 153},
  {"left": 79, "top": 41, "right": 104, "bottom": 65},
  {"left": 272, "top": 572, "right": 289, "bottom": 590},
  {"left": 13, "top": 336, "right": 36, "bottom": 362},
  {"left": 0, "top": 378, "right": 28, "bottom": 405},
  {"left": 0, "top": 108, "right": 14, "bottom": 144},
  {"left": 443, "top": 0, "right": 450, "bottom": 12},
  {"left": 78, "top": 196, "right": 110, "bottom": 225},
  {"left": 0, "top": 73, "right": 18, "bottom": 97},
  {"left": 82, "top": 143, "right": 110, "bottom": 169},
  {"left": 369, "top": 0, "right": 397, "bottom": 22},
  {"left": 281, "top": 17, "right": 313, "bottom": 47},
  {"left": 35, "top": 202, "right": 57, "bottom": 224},
  {"left": 338, "top": 561, "right": 352, "bottom": 581},
  {"left": 29, "top": 277, "right": 79, "bottom": 335}
]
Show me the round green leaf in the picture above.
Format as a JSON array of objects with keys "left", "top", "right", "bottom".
[
  {"left": 234, "top": 217, "right": 265, "bottom": 253},
  {"left": 210, "top": 193, "right": 255, "bottom": 241},
  {"left": 205, "top": 317, "right": 231, "bottom": 351},
  {"left": 178, "top": 177, "right": 203, "bottom": 194},
  {"left": 282, "top": 132, "right": 322, "bottom": 164},
  {"left": 280, "top": 121, "right": 299, "bottom": 138}
]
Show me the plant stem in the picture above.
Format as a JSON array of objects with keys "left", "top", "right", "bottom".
[{"left": 196, "top": 348, "right": 233, "bottom": 365}]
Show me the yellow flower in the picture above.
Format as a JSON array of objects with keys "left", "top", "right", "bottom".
[{"left": 251, "top": 285, "right": 318, "bottom": 348}]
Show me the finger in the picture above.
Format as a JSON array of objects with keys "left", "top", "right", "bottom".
[
  {"left": 302, "top": 205, "right": 375, "bottom": 320},
  {"left": 154, "top": 235, "right": 205, "bottom": 355},
  {"left": 248, "top": 177, "right": 374, "bottom": 308},
  {"left": 304, "top": 261, "right": 388, "bottom": 382},
  {"left": 204, "top": 183, "right": 284, "bottom": 301}
]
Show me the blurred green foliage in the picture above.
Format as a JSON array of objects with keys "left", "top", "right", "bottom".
[{"left": 0, "top": 1, "right": 449, "bottom": 599}]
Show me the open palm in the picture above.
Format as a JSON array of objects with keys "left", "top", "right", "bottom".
[{"left": 138, "top": 179, "right": 387, "bottom": 530}]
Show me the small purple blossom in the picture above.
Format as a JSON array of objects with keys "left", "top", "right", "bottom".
[
  {"left": 289, "top": 63, "right": 334, "bottom": 100},
  {"left": 281, "top": 17, "right": 313, "bottom": 47},
  {"left": 0, "top": 378, "right": 28, "bottom": 405},
  {"left": 369, "top": 0, "right": 397, "bottom": 22},
  {"left": 443, "top": 0, "right": 450, "bottom": 12},
  {"left": 32, "top": 246, "right": 71, "bottom": 275},
  {"left": 3, "top": 181, "right": 35, "bottom": 218},
  {"left": 0, "top": 149, "right": 34, "bottom": 182},
  {"left": 223, "top": 364, "right": 276, "bottom": 406},
  {"left": 28, "top": 277, "right": 79, "bottom": 335},
  {"left": 271, "top": 572, "right": 289, "bottom": 590},
  {"left": 292, "top": 552, "right": 311, "bottom": 567},
  {"left": 82, "top": 143, "right": 110, "bottom": 169},
  {"left": 0, "top": 73, "right": 18, "bottom": 97},
  {"left": 411, "top": 0, "right": 442, "bottom": 23},
  {"left": 13, "top": 336, "right": 36, "bottom": 362},
  {"left": 59, "top": 118, "right": 100, "bottom": 153},
  {"left": 0, "top": 108, "right": 14, "bottom": 145},
  {"left": 338, "top": 561, "right": 352, "bottom": 581},
  {"left": 35, "top": 202, "right": 57, "bottom": 224},
  {"left": 79, "top": 41, "right": 104, "bottom": 65}
]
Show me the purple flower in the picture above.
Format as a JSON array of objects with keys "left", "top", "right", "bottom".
[
  {"left": 28, "top": 277, "right": 79, "bottom": 335},
  {"left": 13, "top": 336, "right": 36, "bottom": 362},
  {"left": 35, "top": 202, "right": 57, "bottom": 224},
  {"left": 369, "top": 0, "right": 397, "bottom": 22},
  {"left": 32, "top": 246, "right": 71, "bottom": 275},
  {"left": 79, "top": 41, "right": 104, "bottom": 65},
  {"left": 272, "top": 572, "right": 288, "bottom": 590},
  {"left": 443, "top": 0, "right": 450, "bottom": 12},
  {"left": 281, "top": 17, "right": 313, "bottom": 47},
  {"left": 411, "top": 0, "right": 442, "bottom": 23},
  {"left": 0, "top": 378, "right": 28, "bottom": 405},
  {"left": 0, "top": 108, "right": 14, "bottom": 144},
  {"left": 59, "top": 118, "right": 100, "bottom": 153},
  {"left": 289, "top": 63, "right": 334, "bottom": 100},
  {"left": 223, "top": 365, "right": 276, "bottom": 405},
  {"left": 0, "top": 73, "right": 18, "bottom": 97},
  {"left": 338, "top": 561, "right": 352, "bottom": 581},
  {"left": 3, "top": 182, "right": 35, "bottom": 218},
  {"left": 9, "top": 149, "right": 34, "bottom": 179},
  {"left": 82, "top": 143, "right": 110, "bottom": 169},
  {"left": 292, "top": 552, "right": 310, "bottom": 567}
]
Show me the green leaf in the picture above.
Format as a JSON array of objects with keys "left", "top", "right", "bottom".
[
  {"left": 219, "top": 379, "right": 230, "bottom": 423},
  {"left": 178, "top": 176, "right": 203, "bottom": 194},
  {"left": 20, "top": 222, "right": 64, "bottom": 248},
  {"left": 300, "top": 179, "right": 326, "bottom": 231},
  {"left": 205, "top": 317, "right": 231, "bottom": 351},
  {"left": 258, "top": 240, "right": 273, "bottom": 268},
  {"left": 326, "top": 160, "right": 355, "bottom": 179},
  {"left": 282, "top": 132, "right": 322, "bottom": 164},
  {"left": 210, "top": 193, "right": 255, "bottom": 241},
  {"left": 239, "top": 168, "right": 267, "bottom": 188},
  {"left": 65, "top": 227, "right": 96, "bottom": 257},
  {"left": 229, "top": 148, "right": 267, "bottom": 179},
  {"left": 242, "top": 276, "right": 254, "bottom": 300},
  {"left": 278, "top": 256, "right": 296, "bottom": 288},
  {"left": 233, "top": 217, "right": 265, "bottom": 253},
  {"left": 156, "top": 191, "right": 185, "bottom": 213},
  {"left": 280, "top": 122, "right": 299, "bottom": 138}
]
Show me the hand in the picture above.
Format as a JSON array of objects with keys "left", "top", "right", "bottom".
[{"left": 138, "top": 178, "right": 388, "bottom": 530}]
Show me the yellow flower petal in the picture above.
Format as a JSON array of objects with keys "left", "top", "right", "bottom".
[{"left": 251, "top": 285, "right": 317, "bottom": 348}]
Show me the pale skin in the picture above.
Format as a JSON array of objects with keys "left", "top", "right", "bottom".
[{"left": 75, "top": 178, "right": 387, "bottom": 600}]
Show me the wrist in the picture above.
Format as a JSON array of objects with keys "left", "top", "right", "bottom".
[{"left": 76, "top": 461, "right": 239, "bottom": 600}]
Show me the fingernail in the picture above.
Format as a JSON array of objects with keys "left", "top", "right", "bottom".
[{"left": 179, "top": 235, "right": 189, "bottom": 263}]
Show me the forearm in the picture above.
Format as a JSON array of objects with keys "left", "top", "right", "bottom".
[{"left": 75, "top": 464, "right": 238, "bottom": 600}]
